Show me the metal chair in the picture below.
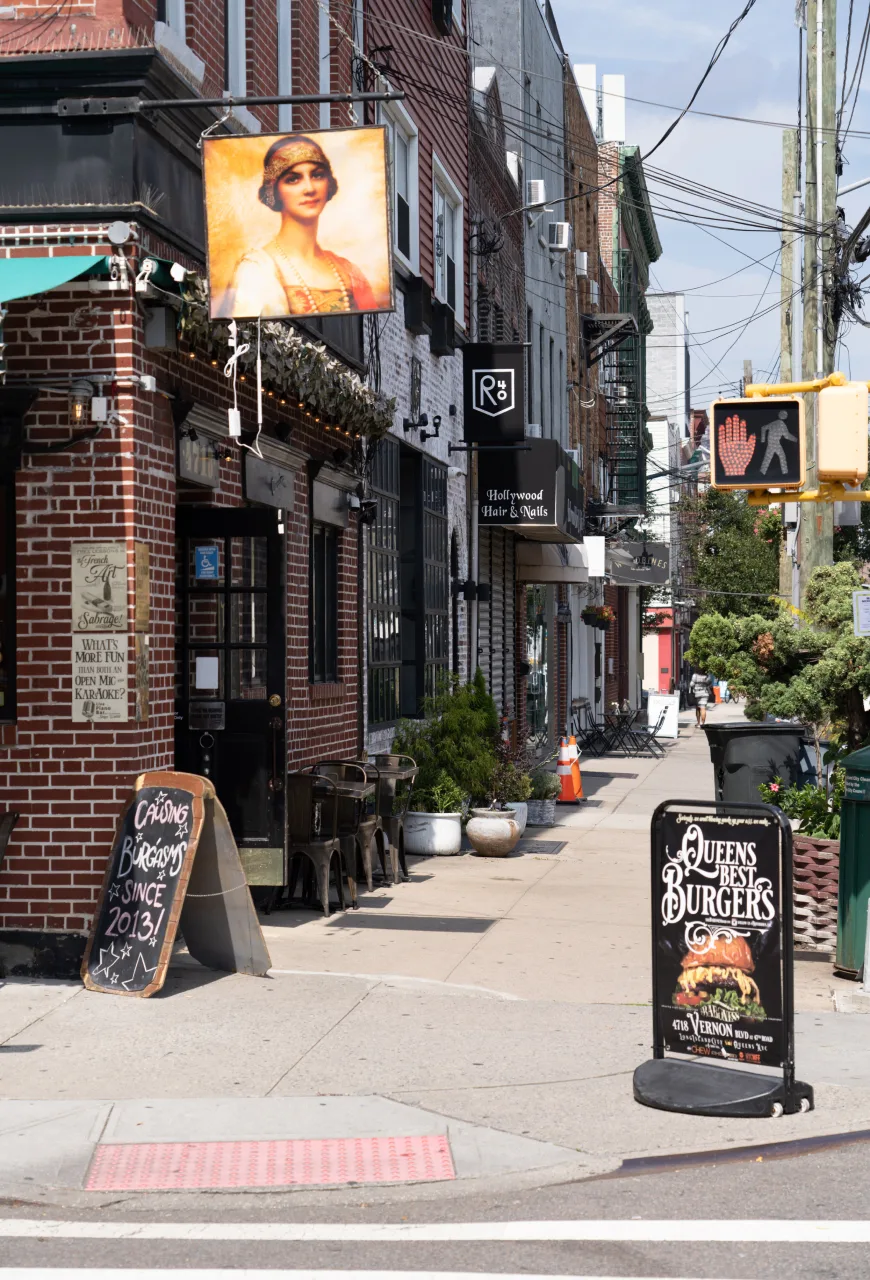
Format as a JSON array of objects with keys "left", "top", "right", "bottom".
[
  {"left": 310, "top": 760, "right": 371, "bottom": 907},
  {"left": 373, "top": 754, "right": 417, "bottom": 884},
  {"left": 572, "top": 703, "right": 608, "bottom": 757},
  {"left": 627, "top": 708, "right": 668, "bottom": 758},
  {"left": 285, "top": 774, "right": 345, "bottom": 916},
  {"left": 349, "top": 759, "right": 388, "bottom": 893}
]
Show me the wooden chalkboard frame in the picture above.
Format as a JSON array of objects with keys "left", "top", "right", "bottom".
[{"left": 81, "top": 770, "right": 273, "bottom": 998}]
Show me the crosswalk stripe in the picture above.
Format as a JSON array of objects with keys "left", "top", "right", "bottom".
[
  {"left": 0, "top": 1272, "right": 726, "bottom": 1280},
  {"left": 0, "top": 1220, "right": 866, "bottom": 1243}
]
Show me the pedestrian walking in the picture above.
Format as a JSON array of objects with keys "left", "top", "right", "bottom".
[{"left": 689, "top": 669, "right": 713, "bottom": 725}]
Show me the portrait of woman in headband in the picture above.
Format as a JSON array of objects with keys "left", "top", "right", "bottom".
[{"left": 210, "top": 132, "right": 391, "bottom": 319}]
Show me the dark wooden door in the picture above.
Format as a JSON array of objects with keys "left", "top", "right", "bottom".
[{"left": 175, "top": 509, "right": 285, "bottom": 883}]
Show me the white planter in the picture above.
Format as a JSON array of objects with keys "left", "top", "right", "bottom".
[
  {"left": 527, "top": 799, "right": 556, "bottom": 826},
  {"left": 404, "top": 812, "right": 463, "bottom": 856},
  {"left": 505, "top": 802, "right": 527, "bottom": 835},
  {"left": 466, "top": 811, "right": 521, "bottom": 857}
]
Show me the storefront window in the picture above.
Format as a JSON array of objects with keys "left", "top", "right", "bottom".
[
  {"left": 368, "top": 436, "right": 401, "bottom": 724},
  {"left": 526, "top": 584, "right": 548, "bottom": 752},
  {"left": 310, "top": 523, "right": 338, "bottom": 684},
  {"left": 0, "top": 482, "right": 13, "bottom": 719}
]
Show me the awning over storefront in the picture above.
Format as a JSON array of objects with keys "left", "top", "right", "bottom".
[
  {"left": 0, "top": 254, "right": 109, "bottom": 304},
  {"left": 516, "top": 540, "right": 588, "bottom": 583}
]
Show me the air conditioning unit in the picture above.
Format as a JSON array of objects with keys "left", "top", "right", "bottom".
[
  {"left": 403, "top": 276, "right": 433, "bottom": 336},
  {"left": 526, "top": 179, "right": 546, "bottom": 208},
  {"left": 548, "top": 222, "right": 571, "bottom": 252},
  {"left": 429, "top": 300, "right": 456, "bottom": 356},
  {"left": 589, "top": 280, "right": 600, "bottom": 305},
  {"left": 574, "top": 250, "right": 588, "bottom": 278}
]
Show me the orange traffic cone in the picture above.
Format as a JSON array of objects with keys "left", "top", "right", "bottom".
[
  {"left": 567, "top": 734, "right": 585, "bottom": 800},
  {"left": 557, "top": 737, "right": 581, "bottom": 804}
]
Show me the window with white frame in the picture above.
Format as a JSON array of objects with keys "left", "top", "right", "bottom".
[
  {"left": 162, "top": 0, "right": 185, "bottom": 35},
  {"left": 381, "top": 102, "right": 419, "bottom": 272},
  {"left": 433, "top": 156, "right": 462, "bottom": 322}
]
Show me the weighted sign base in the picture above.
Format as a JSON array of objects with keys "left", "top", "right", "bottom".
[{"left": 634, "top": 1057, "right": 814, "bottom": 1118}]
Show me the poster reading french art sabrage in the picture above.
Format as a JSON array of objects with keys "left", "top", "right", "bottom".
[
  {"left": 653, "top": 809, "right": 784, "bottom": 1070},
  {"left": 71, "top": 541, "right": 127, "bottom": 632}
]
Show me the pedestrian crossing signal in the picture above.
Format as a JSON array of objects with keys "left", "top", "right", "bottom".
[{"left": 710, "top": 397, "right": 805, "bottom": 491}]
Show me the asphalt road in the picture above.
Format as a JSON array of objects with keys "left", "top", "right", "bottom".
[{"left": 2, "top": 1137, "right": 870, "bottom": 1279}]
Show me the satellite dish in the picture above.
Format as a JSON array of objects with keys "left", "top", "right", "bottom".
[{"left": 106, "top": 221, "right": 134, "bottom": 246}]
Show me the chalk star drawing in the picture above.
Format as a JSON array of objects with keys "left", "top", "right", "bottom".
[
  {"left": 108, "top": 883, "right": 120, "bottom": 901},
  {"left": 121, "top": 951, "right": 158, "bottom": 991},
  {"left": 154, "top": 790, "right": 167, "bottom": 803},
  {"left": 92, "top": 943, "right": 121, "bottom": 978},
  {"left": 135, "top": 829, "right": 145, "bottom": 845},
  {"left": 120, "top": 942, "right": 132, "bottom": 959},
  {"left": 110, "top": 973, "right": 119, "bottom": 985},
  {"left": 175, "top": 824, "right": 187, "bottom": 840},
  {"left": 157, "top": 869, "right": 165, "bottom": 881},
  {"left": 147, "top": 936, "right": 159, "bottom": 948}
]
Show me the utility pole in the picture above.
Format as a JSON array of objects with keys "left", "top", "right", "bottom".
[
  {"left": 799, "top": 0, "right": 835, "bottom": 602},
  {"left": 781, "top": 127, "right": 800, "bottom": 602}
]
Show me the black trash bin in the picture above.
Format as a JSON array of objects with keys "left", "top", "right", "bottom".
[{"left": 702, "top": 722, "right": 807, "bottom": 803}]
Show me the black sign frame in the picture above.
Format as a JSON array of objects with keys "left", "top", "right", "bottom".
[
  {"left": 634, "top": 799, "right": 814, "bottom": 1118},
  {"left": 710, "top": 397, "right": 805, "bottom": 491},
  {"left": 463, "top": 342, "right": 527, "bottom": 444}
]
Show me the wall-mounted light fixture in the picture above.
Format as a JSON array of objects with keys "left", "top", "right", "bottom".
[{"left": 68, "top": 379, "right": 93, "bottom": 426}]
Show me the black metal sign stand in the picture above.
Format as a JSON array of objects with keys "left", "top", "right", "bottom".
[{"left": 634, "top": 799, "right": 814, "bottom": 1119}]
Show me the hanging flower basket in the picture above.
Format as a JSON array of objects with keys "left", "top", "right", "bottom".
[{"left": 581, "top": 608, "right": 598, "bottom": 626}]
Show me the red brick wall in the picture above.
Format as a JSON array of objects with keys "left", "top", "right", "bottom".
[{"left": 0, "top": 232, "right": 359, "bottom": 933}]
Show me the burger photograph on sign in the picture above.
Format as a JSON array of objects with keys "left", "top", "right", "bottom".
[
  {"left": 204, "top": 127, "right": 394, "bottom": 320},
  {"left": 673, "top": 929, "right": 766, "bottom": 1023}
]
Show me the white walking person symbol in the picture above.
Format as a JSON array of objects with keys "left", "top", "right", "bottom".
[{"left": 759, "top": 409, "right": 797, "bottom": 475}]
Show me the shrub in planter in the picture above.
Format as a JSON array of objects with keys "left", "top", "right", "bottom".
[
  {"left": 392, "top": 669, "right": 499, "bottom": 806},
  {"left": 405, "top": 770, "right": 466, "bottom": 856},
  {"left": 527, "top": 768, "right": 561, "bottom": 825}
]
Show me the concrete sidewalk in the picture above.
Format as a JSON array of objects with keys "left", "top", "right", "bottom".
[{"left": 2, "top": 703, "right": 868, "bottom": 1205}]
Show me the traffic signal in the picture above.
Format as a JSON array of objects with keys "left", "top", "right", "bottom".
[
  {"left": 710, "top": 397, "right": 805, "bottom": 491},
  {"left": 818, "top": 382, "right": 869, "bottom": 484}
]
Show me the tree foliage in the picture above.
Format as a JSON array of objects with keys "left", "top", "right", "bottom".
[
  {"left": 687, "top": 562, "right": 870, "bottom": 748},
  {"left": 679, "top": 489, "right": 781, "bottom": 618},
  {"left": 391, "top": 669, "right": 500, "bottom": 804}
]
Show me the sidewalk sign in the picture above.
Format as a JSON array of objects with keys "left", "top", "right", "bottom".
[
  {"left": 634, "top": 799, "right": 814, "bottom": 1118},
  {"left": 647, "top": 693, "right": 679, "bottom": 739},
  {"left": 82, "top": 771, "right": 270, "bottom": 997}
]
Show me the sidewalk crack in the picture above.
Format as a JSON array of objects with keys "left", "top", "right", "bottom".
[{"left": 263, "top": 979, "right": 381, "bottom": 1096}]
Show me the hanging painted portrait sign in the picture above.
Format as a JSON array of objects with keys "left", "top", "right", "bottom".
[
  {"left": 71, "top": 541, "right": 127, "bottom": 632},
  {"left": 203, "top": 127, "right": 394, "bottom": 320}
]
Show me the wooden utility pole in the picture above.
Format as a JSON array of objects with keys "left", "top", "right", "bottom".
[
  {"left": 781, "top": 129, "right": 799, "bottom": 383},
  {"left": 799, "top": 0, "right": 835, "bottom": 601}
]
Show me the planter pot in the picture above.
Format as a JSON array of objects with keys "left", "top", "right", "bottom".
[
  {"left": 595, "top": 620, "right": 610, "bottom": 631},
  {"left": 527, "top": 798, "right": 556, "bottom": 826},
  {"left": 404, "top": 812, "right": 463, "bottom": 856},
  {"left": 466, "top": 810, "right": 521, "bottom": 857},
  {"left": 792, "top": 833, "right": 839, "bottom": 954},
  {"left": 505, "top": 802, "right": 527, "bottom": 835},
  {"left": 581, "top": 614, "right": 597, "bottom": 627}
]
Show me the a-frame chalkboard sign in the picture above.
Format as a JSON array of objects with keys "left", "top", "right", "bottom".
[{"left": 82, "top": 771, "right": 271, "bottom": 996}]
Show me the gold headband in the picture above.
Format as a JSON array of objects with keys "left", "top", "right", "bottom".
[{"left": 262, "top": 141, "right": 331, "bottom": 187}]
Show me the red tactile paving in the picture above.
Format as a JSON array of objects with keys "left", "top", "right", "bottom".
[{"left": 85, "top": 1134, "right": 456, "bottom": 1190}]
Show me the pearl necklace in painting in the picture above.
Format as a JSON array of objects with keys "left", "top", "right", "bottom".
[{"left": 271, "top": 243, "right": 350, "bottom": 312}]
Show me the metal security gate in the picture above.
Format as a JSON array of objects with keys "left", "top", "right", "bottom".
[{"left": 478, "top": 527, "right": 515, "bottom": 718}]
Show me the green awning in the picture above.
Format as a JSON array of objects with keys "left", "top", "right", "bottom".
[{"left": 0, "top": 254, "right": 109, "bottom": 304}]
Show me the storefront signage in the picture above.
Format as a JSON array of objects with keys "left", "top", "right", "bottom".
[
  {"left": 195, "top": 546, "right": 220, "bottom": 581},
  {"left": 71, "top": 541, "right": 127, "bottom": 632},
  {"left": 611, "top": 541, "right": 671, "bottom": 586},
  {"left": 178, "top": 434, "right": 219, "bottom": 488},
  {"left": 72, "top": 633, "right": 128, "bottom": 723},
  {"left": 634, "top": 800, "right": 813, "bottom": 1118},
  {"left": 244, "top": 454, "right": 295, "bottom": 510},
  {"left": 478, "top": 438, "right": 582, "bottom": 542},
  {"left": 463, "top": 342, "right": 526, "bottom": 444},
  {"left": 82, "top": 772, "right": 271, "bottom": 997}
]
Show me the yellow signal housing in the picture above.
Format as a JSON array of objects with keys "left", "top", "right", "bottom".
[{"left": 818, "top": 382, "right": 869, "bottom": 484}]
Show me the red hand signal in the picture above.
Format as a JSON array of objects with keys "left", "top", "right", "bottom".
[{"left": 718, "top": 414, "right": 756, "bottom": 476}]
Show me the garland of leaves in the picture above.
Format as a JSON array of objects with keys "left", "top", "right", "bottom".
[{"left": 178, "top": 275, "right": 396, "bottom": 440}]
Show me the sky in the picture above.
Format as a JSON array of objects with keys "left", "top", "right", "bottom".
[{"left": 553, "top": 0, "right": 870, "bottom": 420}]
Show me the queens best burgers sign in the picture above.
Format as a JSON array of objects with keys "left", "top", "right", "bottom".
[{"left": 653, "top": 807, "right": 784, "bottom": 1069}]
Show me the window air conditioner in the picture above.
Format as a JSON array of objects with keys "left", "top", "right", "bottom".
[
  {"left": 574, "top": 250, "right": 588, "bottom": 277},
  {"left": 589, "top": 280, "right": 600, "bottom": 305},
  {"left": 525, "top": 179, "right": 546, "bottom": 208},
  {"left": 548, "top": 222, "right": 571, "bottom": 252}
]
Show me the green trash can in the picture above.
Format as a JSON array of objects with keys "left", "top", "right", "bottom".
[{"left": 836, "top": 745, "right": 870, "bottom": 977}]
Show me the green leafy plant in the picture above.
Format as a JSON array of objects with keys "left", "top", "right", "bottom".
[
  {"left": 392, "top": 669, "right": 499, "bottom": 805},
  {"left": 529, "top": 769, "right": 561, "bottom": 801},
  {"left": 411, "top": 770, "right": 466, "bottom": 814},
  {"left": 759, "top": 769, "right": 846, "bottom": 840},
  {"left": 487, "top": 761, "right": 532, "bottom": 805}
]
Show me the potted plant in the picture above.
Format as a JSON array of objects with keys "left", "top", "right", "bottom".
[
  {"left": 595, "top": 605, "right": 615, "bottom": 632},
  {"left": 759, "top": 766, "right": 844, "bottom": 953},
  {"left": 527, "top": 768, "right": 561, "bottom": 825},
  {"left": 466, "top": 806, "right": 522, "bottom": 857},
  {"left": 404, "top": 770, "right": 467, "bottom": 856},
  {"left": 581, "top": 606, "right": 598, "bottom": 626}
]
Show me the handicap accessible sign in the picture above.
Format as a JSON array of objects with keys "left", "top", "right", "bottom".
[{"left": 195, "top": 545, "right": 220, "bottom": 581}]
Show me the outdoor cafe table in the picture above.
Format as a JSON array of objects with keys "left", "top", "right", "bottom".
[{"left": 602, "top": 708, "right": 641, "bottom": 756}]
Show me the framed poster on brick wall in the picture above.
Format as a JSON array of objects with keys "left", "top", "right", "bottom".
[
  {"left": 72, "top": 634, "right": 129, "bottom": 723},
  {"left": 71, "top": 541, "right": 127, "bottom": 632}
]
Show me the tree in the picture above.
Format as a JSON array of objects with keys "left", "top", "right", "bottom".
[
  {"left": 687, "top": 562, "right": 870, "bottom": 749},
  {"left": 679, "top": 489, "right": 781, "bottom": 618}
]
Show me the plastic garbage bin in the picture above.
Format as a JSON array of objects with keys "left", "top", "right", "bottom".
[
  {"left": 702, "top": 722, "right": 807, "bottom": 804},
  {"left": 836, "top": 745, "right": 870, "bottom": 977}
]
